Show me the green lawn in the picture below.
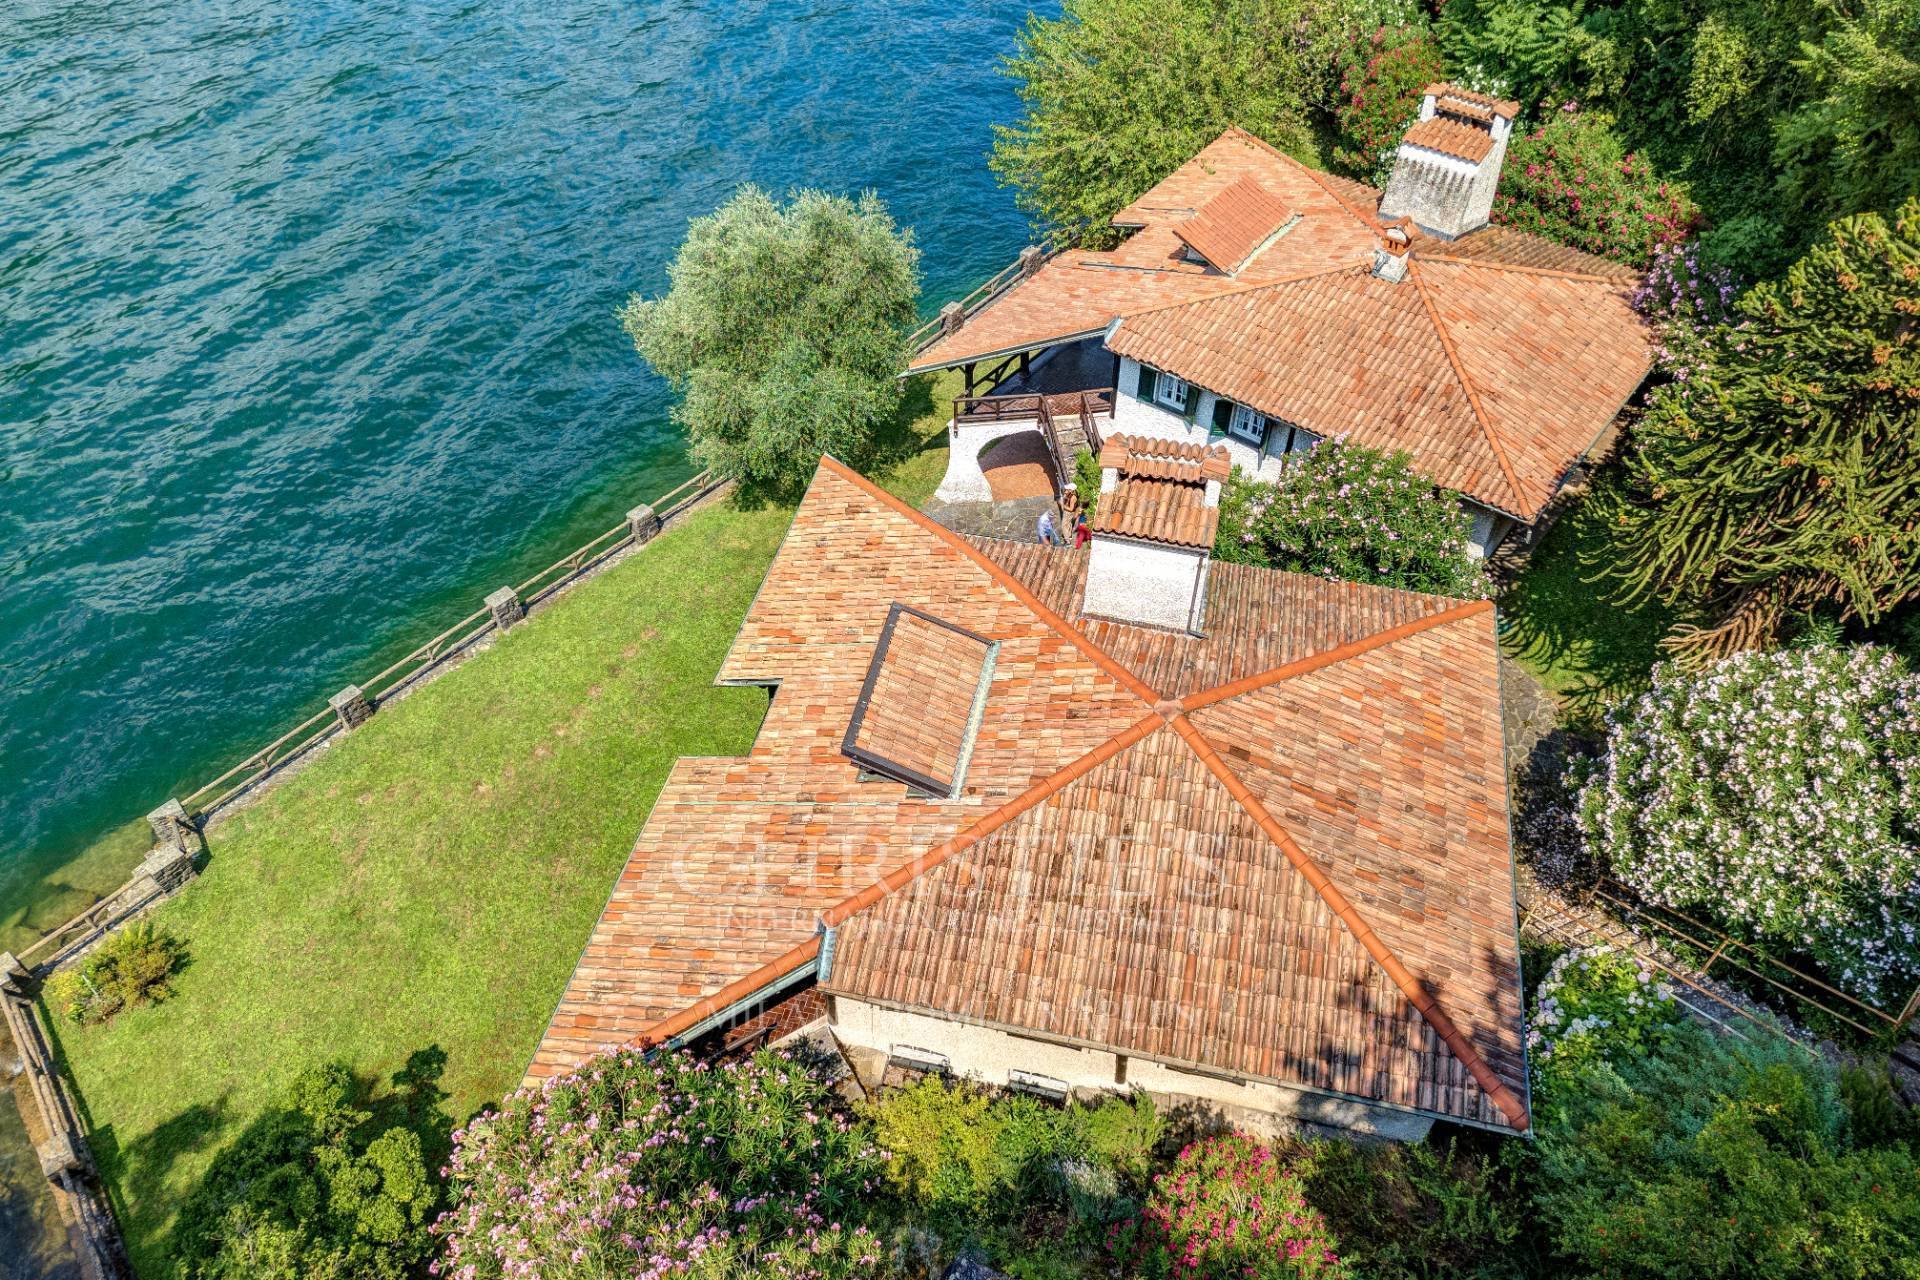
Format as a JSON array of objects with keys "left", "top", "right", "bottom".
[
  {"left": 1497, "top": 464, "right": 1676, "bottom": 725},
  {"left": 51, "top": 375, "right": 954, "bottom": 1277}
]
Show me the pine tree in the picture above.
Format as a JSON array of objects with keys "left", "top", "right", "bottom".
[{"left": 1593, "top": 199, "right": 1920, "bottom": 658}]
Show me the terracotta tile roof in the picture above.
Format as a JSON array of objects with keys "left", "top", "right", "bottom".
[
  {"left": 1172, "top": 177, "right": 1296, "bottom": 273},
  {"left": 1403, "top": 115, "right": 1496, "bottom": 164},
  {"left": 1105, "top": 257, "right": 1650, "bottom": 520},
  {"left": 1089, "top": 434, "right": 1230, "bottom": 550},
  {"left": 1423, "top": 225, "right": 1641, "bottom": 284},
  {"left": 910, "top": 130, "right": 1381, "bottom": 372},
  {"left": 843, "top": 605, "right": 995, "bottom": 796},
  {"left": 532, "top": 459, "right": 1530, "bottom": 1131},
  {"left": 1424, "top": 83, "right": 1521, "bottom": 122}
]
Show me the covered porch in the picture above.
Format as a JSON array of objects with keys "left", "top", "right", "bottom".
[{"left": 937, "top": 337, "right": 1118, "bottom": 504}]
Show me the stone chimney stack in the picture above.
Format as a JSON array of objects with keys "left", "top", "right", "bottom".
[{"left": 1378, "top": 84, "right": 1518, "bottom": 240}]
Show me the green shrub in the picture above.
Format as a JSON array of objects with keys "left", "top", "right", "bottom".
[
  {"left": 1494, "top": 107, "right": 1699, "bottom": 267},
  {"left": 1526, "top": 944, "right": 1682, "bottom": 1112},
  {"left": 1297, "top": 1135, "right": 1531, "bottom": 1280},
  {"left": 864, "top": 1076, "right": 1081, "bottom": 1228},
  {"left": 1533, "top": 1020, "right": 1920, "bottom": 1280},
  {"left": 1839, "top": 1061, "right": 1920, "bottom": 1148},
  {"left": 45, "top": 920, "right": 183, "bottom": 1026},
  {"left": 1332, "top": 23, "right": 1447, "bottom": 183},
  {"left": 1213, "top": 440, "right": 1486, "bottom": 599},
  {"left": 1072, "top": 447, "right": 1100, "bottom": 516},
  {"left": 171, "top": 1062, "right": 437, "bottom": 1280},
  {"left": 1072, "top": 1090, "right": 1162, "bottom": 1192},
  {"left": 1110, "top": 1133, "right": 1351, "bottom": 1279}
]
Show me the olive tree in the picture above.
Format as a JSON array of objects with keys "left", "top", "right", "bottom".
[{"left": 621, "top": 186, "right": 920, "bottom": 495}]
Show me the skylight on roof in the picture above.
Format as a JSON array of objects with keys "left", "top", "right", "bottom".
[{"left": 842, "top": 604, "right": 997, "bottom": 798}]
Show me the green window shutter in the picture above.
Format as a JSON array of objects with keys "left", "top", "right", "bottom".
[
  {"left": 1136, "top": 364, "right": 1157, "bottom": 404},
  {"left": 1182, "top": 382, "right": 1200, "bottom": 422},
  {"left": 1211, "top": 397, "right": 1233, "bottom": 436}
]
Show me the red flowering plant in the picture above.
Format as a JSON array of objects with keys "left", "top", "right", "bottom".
[
  {"left": 431, "top": 1046, "right": 886, "bottom": 1280},
  {"left": 1332, "top": 26, "right": 1446, "bottom": 183},
  {"left": 1108, "top": 1134, "right": 1351, "bottom": 1280},
  {"left": 1494, "top": 106, "right": 1699, "bottom": 268}
]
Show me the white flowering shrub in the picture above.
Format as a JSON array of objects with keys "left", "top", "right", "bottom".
[
  {"left": 1527, "top": 945, "right": 1679, "bottom": 1104},
  {"left": 1576, "top": 644, "right": 1920, "bottom": 1001}
]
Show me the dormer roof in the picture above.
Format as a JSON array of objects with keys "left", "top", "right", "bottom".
[{"left": 1171, "top": 176, "right": 1296, "bottom": 274}]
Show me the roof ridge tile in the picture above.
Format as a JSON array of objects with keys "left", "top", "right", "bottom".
[
  {"left": 1407, "top": 260, "right": 1530, "bottom": 516},
  {"left": 1165, "top": 712, "right": 1530, "bottom": 1130}
]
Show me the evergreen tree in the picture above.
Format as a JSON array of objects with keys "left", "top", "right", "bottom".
[{"left": 1593, "top": 199, "right": 1920, "bottom": 657}]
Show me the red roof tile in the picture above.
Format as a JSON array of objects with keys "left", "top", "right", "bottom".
[
  {"left": 1423, "top": 83, "right": 1521, "bottom": 122},
  {"left": 1172, "top": 177, "right": 1296, "bottom": 273},
  {"left": 1089, "top": 435, "right": 1230, "bottom": 550},
  {"left": 1403, "top": 116, "right": 1496, "bottom": 164},
  {"left": 844, "top": 606, "right": 994, "bottom": 795},
  {"left": 531, "top": 460, "right": 1531, "bottom": 1131}
]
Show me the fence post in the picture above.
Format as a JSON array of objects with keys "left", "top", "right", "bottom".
[
  {"left": 485, "top": 586, "right": 525, "bottom": 631},
  {"left": 147, "top": 798, "right": 189, "bottom": 845},
  {"left": 0, "top": 952, "right": 28, "bottom": 994},
  {"left": 328, "top": 684, "right": 374, "bottom": 731},
  {"left": 627, "top": 504, "right": 661, "bottom": 546},
  {"left": 133, "top": 839, "right": 198, "bottom": 897},
  {"left": 939, "top": 301, "right": 965, "bottom": 335},
  {"left": 1019, "top": 245, "right": 1044, "bottom": 277}
]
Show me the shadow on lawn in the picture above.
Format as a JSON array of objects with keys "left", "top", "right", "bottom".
[{"left": 1498, "top": 473, "right": 1677, "bottom": 726}]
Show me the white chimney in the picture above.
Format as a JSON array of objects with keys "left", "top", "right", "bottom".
[
  {"left": 1081, "top": 436, "right": 1229, "bottom": 634},
  {"left": 1378, "top": 84, "right": 1517, "bottom": 240}
]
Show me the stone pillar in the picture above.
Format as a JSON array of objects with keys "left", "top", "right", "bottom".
[
  {"left": 147, "top": 798, "right": 189, "bottom": 845},
  {"left": 939, "top": 301, "right": 965, "bottom": 335},
  {"left": 626, "top": 504, "right": 661, "bottom": 546},
  {"left": 134, "top": 840, "right": 198, "bottom": 896},
  {"left": 328, "top": 684, "right": 374, "bottom": 731},
  {"left": 0, "top": 951, "right": 30, "bottom": 994},
  {"left": 485, "top": 586, "right": 525, "bottom": 630},
  {"left": 1018, "top": 245, "right": 1045, "bottom": 277}
]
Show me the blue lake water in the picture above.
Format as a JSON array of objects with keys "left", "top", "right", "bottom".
[{"left": 0, "top": 0, "right": 1042, "bottom": 1267}]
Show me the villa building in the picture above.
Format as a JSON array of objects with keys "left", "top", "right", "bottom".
[
  {"left": 531, "top": 452, "right": 1532, "bottom": 1139},
  {"left": 915, "top": 85, "right": 1652, "bottom": 558}
]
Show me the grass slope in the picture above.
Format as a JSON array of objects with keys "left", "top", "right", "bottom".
[{"left": 53, "top": 376, "right": 954, "bottom": 1276}]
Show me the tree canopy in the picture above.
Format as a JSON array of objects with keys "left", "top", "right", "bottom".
[
  {"left": 621, "top": 186, "right": 920, "bottom": 497},
  {"left": 988, "top": 0, "right": 1365, "bottom": 245},
  {"left": 1592, "top": 199, "right": 1920, "bottom": 655}
]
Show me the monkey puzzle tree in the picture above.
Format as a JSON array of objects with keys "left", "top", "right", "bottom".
[{"left": 1592, "top": 199, "right": 1920, "bottom": 658}]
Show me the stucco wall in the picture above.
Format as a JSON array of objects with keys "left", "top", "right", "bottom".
[
  {"left": 1113, "top": 358, "right": 1312, "bottom": 482},
  {"left": 829, "top": 996, "right": 1435, "bottom": 1141},
  {"left": 1084, "top": 534, "right": 1206, "bottom": 631}
]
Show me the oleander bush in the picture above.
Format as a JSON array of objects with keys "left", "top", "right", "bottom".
[
  {"left": 1575, "top": 644, "right": 1920, "bottom": 1003},
  {"left": 45, "top": 920, "right": 184, "bottom": 1026},
  {"left": 1213, "top": 439, "right": 1486, "bottom": 599},
  {"left": 434, "top": 1047, "right": 886, "bottom": 1280},
  {"left": 1526, "top": 945, "right": 1681, "bottom": 1111},
  {"left": 1493, "top": 107, "right": 1698, "bottom": 268},
  {"left": 1109, "top": 1134, "right": 1351, "bottom": 1279},
  {"left": 1331, "top": 23, "right": 1446, "bottom": 183},
  {"left": 1532, "top": 1020, "right": 1920, "bottom": 1280}
]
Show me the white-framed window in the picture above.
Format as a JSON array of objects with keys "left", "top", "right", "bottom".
[
  {"left": 1154, "top": 372, "right": 1189, "bottom": 412},
  {"left": 1228, "top": 402, "right": 1266, "bottom": 445}
]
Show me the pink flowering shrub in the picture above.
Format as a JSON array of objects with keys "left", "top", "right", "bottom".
[
  {"left": 1576, "top": 645, "right": 1920, "bottom": 1002},
  {"left": 1331, "top": 26, "right": 1446, "bottom": 183},
  {"left": 1109, "top": 1134, "right": 1350, "bottom": 1280},
  {"left": 432, "top": 1047, "right": 885, "bottom": 1280},
  {"left": 1494, "top": 107, "right": 1699, "bottom": 268},
  {"left": 1213, "top": 438, "right": 1486, "bottom": 599}
]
